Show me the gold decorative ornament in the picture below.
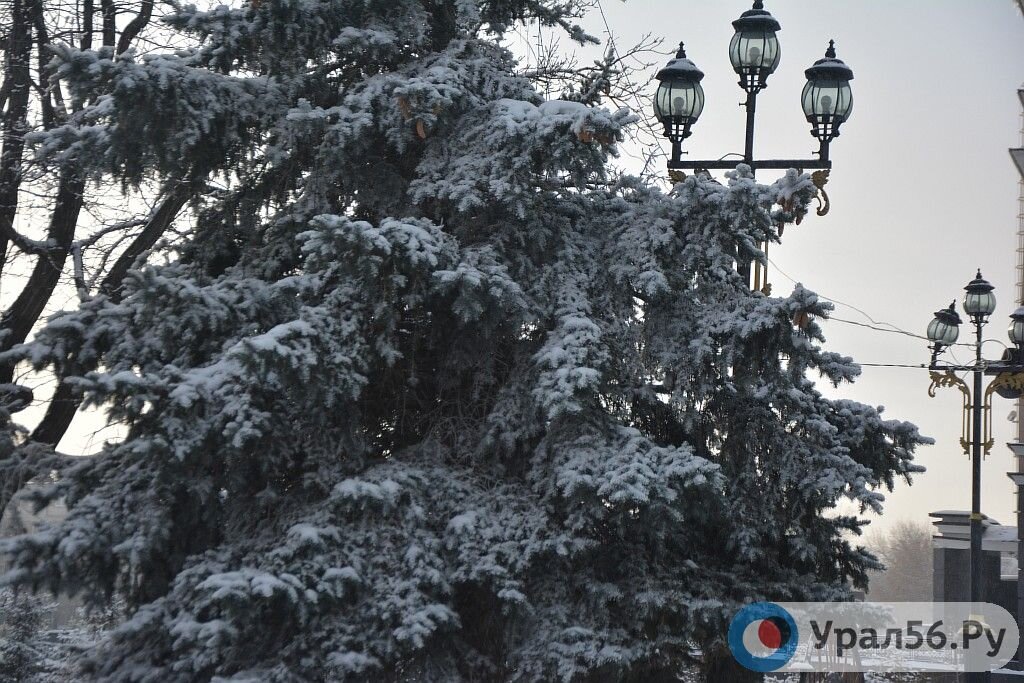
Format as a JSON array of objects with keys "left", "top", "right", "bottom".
[
  {"left": 928, "top": 370, "right": 1024, "bottom": 457},
  {"left": 928, "top": 370, "right": 972, "bottom": 454},
  {"left": 810, "top": 169, "right": 831, "bottom": 217},
  {"left": 981, "top": 372, "right": 1024, "bottom": 455}
]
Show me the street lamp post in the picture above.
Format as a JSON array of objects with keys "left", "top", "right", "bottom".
[
  {"left": 927, "top": 271, "right": 1024, "bottom": 682},
  {"left": 652, "top": 1, "right": 854, "bottom": 173},
  {"left": 653, "top": 1, "right": 854, "bottom": 290}
]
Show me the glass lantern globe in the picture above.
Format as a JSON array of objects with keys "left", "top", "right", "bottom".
[
  {"left": 653, "top": 44, "right": 705, "bottom": 143},
  {"left": 729, "top": 0, "right": 781, "bottom": 92},
  {"left": 927, "top": 302, "right": 962, "bottom": 347},
  {"left": 801, "top": 40, "right": 854, "bottom": 142},
  {"left": 963, "top": 270, "right": 996, "bottom": 319},
  {"left": 1009, "top": 307, "right": 1024, "bottom": 347}
]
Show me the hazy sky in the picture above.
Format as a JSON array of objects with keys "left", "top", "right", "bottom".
[
  {"left": 571, "top": 0, "right": 1024, "bottom": 535},
  {"left": 33, "top": 1, "right": 1024, "bottom": 537}
]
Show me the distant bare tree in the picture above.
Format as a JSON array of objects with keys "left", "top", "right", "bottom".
[
  {"left": 0, "top": 0, "right": 196, "bottom": 519},
  {"left": 865, "top": 520, "right": 933, "bottom": 602}
]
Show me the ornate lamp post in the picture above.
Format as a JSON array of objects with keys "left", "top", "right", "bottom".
[
  {"left": 927, "top": 271, "right": 1024, "bottom": 681},
  {"left": 653, "top": 1, "right": 854, "bottom": 291},
  {"left": 653, "top": 1, "right": 854, "bottom": 173}
]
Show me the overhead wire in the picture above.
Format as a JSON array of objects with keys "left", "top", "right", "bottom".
[
  {"left": 763, "top": 257, "right": 1004, "bottom": 372},
  {"left": 767, "top": 256, "right": 991, "bottom": 353},
  {"left": 828, "top": 316, "right": 932, "bottom": 342}
]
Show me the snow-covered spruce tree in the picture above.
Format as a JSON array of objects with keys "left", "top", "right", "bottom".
[{"left": 0, "top": 1, "right": 927, "bottom": 680}]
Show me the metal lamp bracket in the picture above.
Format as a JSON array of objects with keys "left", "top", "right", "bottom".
[
  {"left": 928, "top": 370, "right": 972, "bottom": 455},
  {"left": 983, "top": 372, "right": 1024, "bottom": 455},
  {"left": 929, "top": 370, "right": 1024, "bottom": 457},
  {"left": 811, "top": 169, "right": 831, "bottom": 216}
]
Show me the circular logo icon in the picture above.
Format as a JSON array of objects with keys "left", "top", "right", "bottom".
[{"left": 728, "top": 602, "right": 799, "bottom": 672}]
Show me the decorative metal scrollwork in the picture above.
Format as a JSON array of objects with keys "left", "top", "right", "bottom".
[
  {"left": 929, "top": 370, "right": 1024, "bottom": 457},
  {"left": 811, "top": 169, "right": 831, "bottom": 217},
  {"left": 928, "top": 370, "right": 972, "bottom": 455},
  {"left": 928, "top": 370, "right": 970, "bottom": 398},
  {"left": 982, "top": 372, "right": 1024, "bottom": 455}
]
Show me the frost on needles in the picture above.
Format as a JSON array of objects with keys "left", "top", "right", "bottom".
[{"left": 0, "top": 0, "right": 928, "bottom": 680}]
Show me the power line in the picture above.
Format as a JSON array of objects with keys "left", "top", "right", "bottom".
[
  {"left": 768, "top": 256, "right": 930, "bottom": 339},
  {"left": 828, "top": 316, "right": 931, "bottom": 342},
  {"left": 767, "top": 256, "right": 986, "bottom": 352}
]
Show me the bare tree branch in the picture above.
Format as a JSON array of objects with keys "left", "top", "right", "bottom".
[
  {"left": 32, "top": 181, "right": 193, "bottom": 447},
  {"left": 0, "top": 167, "right": 85, "bottom": 386},
  {"left": 74, "top": 216, "right": 147, "bottom": 248},
  {"left": 71, "top": 243, "right": 87, "bottom": 301},
  {"left": 0, "top": 221, "right": 55, "bottom": 256},
  {"left": 117, "top": 0, "right": 154, "bottom": 56},
  {"left": 98, "top": 181, "right": 192, "bottom": 299}
]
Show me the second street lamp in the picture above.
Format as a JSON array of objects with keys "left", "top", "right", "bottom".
[
  {"left": 927, "top": 271, "right": 1024, "bottom": 681},
  {"left": 729, "top": 0, "right": 781, "bottom": 162},
  {"left": 965, "top": 270, "right": 999, "bottom": 319}
]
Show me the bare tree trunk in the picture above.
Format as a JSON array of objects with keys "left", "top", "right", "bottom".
[
  {"left": 0, "top": 0, "right": 33, "bottom": 273},
  {"left": 0, "top": 168, "right": 85, "bottom": 384},
  {"left": 100, "top": 0, "right": 116, "bottom": 48},
  {"left": 98, "top": 182, "right": 192, "bottom": 300},
  {"left": 117, "top": 0, "right": 154, "bottom": 56},
  {"left": 81, "top": 0, "right": 94, "bottom": 50}
]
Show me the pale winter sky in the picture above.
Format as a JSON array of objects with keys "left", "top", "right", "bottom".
[
  {"left": 25, "top": 1, "right": 1024, "bottom": 537},
  {"left": 569, "top": 0, "right": 1024, "bottom": 535}
]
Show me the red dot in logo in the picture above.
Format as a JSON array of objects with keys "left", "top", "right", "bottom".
[{"left": 758, "top": 619, "right": 783, "bottom": 649}]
